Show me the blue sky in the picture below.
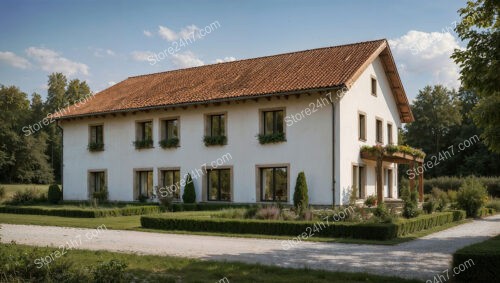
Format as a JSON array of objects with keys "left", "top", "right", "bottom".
[{"left": 0, "top": 0, "right": 467, "bottom": 101}]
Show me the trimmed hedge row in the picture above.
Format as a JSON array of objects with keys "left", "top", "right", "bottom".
[
  {"left": 394, "top": 210, "right": 466, "bottom": 237},
  {"left": 170, "top": 203, "right": 256, "bottom": 212},
  {"left": 452, "top": 235, "right": 500, "bottom": 283},
  {"left": 477, "top": 207, "right": 496, "bottom": 218},
  {"left": 141, "top": 211, "right": 466, "bottom": 240},
  {"left": 423, "top": 176, "right": 500, "bottom": 197},
  {"left": 0, "top": 205, "right": 162, "bottom": 218}
]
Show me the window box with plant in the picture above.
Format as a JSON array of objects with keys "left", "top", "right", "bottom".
[
  {"left": 88, "top": 125, "right": 104, "bottom": 152},
  {"left": 258, "top": 109, "right": 286, "bottom": 144},
  {"left": 134, "top": 121, "right": 154, "bottom": 149},
  {"left": 204, "top": 113, "right": 227, "bottom": 146},
  {"left": 159, "top": 118, "right": 180, "bottom": 149}
]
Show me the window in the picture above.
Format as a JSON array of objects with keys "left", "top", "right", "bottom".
[
  {"left": 371, "top": 77, "right": 377, "bottom": 96},
  {"left": 387, "top": 123, "right": 393, "bottom": 145},
  {"left": 135, "top": 121, "right": 153, "bottom": 149},
  {"left": 89, "top": 171, "right": 106, "bottom": 196},
  {"left": 88, "top": 125, "right": 104, "bottom": 151},
  {"left": 376, "top": 119, "right": 383, "bottom": 144},
  {"left": 352, "top": 165, "right": 365, "bottom": 198},
  {"left": 160, "top": 169, "right": 180, "bottom": 199},
  {"left": 260, "top": 167, "right": 288, "bottom": 202},
  {"left": 160, "top": 118, "right": 179, "bottom": 148},
  {"left": 263, "top": 110, "right": 284, "bottom": 135},
  {"left": 207, "top": 169, "right": 231, "bottom": 201},
  {"left": 204, "top": 113, "right": 227, "bottom": 146},
  {"left": 358, "top": 114, "right": 366, "bottom": 141},
  {"left": 135, "top": 170, "right": 153, "bottom": 199}
]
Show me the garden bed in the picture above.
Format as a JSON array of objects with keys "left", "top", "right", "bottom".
[
  {"left": 141, "top": 210, "right": 466, "bottom": 240},
  {"left": 452, "top": 234, "right": 500, "bottom": 283},
  {"left": 0, "top": 204, "right": 162, "bottom": 218}
]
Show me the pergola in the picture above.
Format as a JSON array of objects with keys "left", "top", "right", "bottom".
[{"left": 360, "top": 145, "right": 425, "bottom": 204}]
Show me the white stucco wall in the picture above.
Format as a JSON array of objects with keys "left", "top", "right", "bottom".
[
  {"left": 336, "top": 57, "right": 402, "bottom": 204},
  {"left": 61, "top": 94, "right": 335, "bottom": 205}
]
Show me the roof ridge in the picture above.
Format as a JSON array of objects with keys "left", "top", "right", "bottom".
[{"left": 128, "top": 38, "right": 387, "bottom": 79}]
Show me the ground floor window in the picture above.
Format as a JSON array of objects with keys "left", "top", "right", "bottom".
[
  {"left": 352, "top": 165, "right": 365, "bottom": 198},
  {"left": 260, "top": 167, "right": 287, "bottom": 202},
  {"left": 136, "top": 170, "right": 153, "bottom": 199},
  {"left": 207, "top": 168, "right": 231, "bottom": 201},
  {"left": 160, "top": 169, "right": 181, "bottom": 199},
  {"left": 89, "top": 171, "right": 106, "bottom": 197}
]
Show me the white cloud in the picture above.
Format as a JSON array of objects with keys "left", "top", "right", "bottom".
[
  {"left": 158, "top": 24, "right": 201, "bottom": 42},
  {"left": 108, "top": 81, "right": 116, "bottom": 86},
  {"left": 158, "top": 25, "right": 178, "bottom": 41},
  {"left": 0, "top": 51, "right": 32, "bottom": 69},
  {"left": 389, "top": 30, "right": 462, "bottom": 90},
  {"left": 91, "top": 47, "right": 115, "bottom": 57},
  {"left": 106, "top": 49, "right": 115, "bottom": 56},
  {"left": 214, "top": 56, "right": 236, "bottom": 63},
  {"left": 171, "top": 51, "right": 204, "bottom": 68},
  {"left": 130, "top": 50, "right": 154, "bottom": 62},
  {"left": 26, "top": 47, "right": 89, "bottom": 76},
  {"left": 143, "top": 30, "right": 153, "bottom": 37}
]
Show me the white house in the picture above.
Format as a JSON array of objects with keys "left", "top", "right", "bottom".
[{"left": 55, "top": 39, "right": 418, "bottom": 206}]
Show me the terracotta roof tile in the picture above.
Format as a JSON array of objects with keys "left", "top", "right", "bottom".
[{"left": 55, "top": 39, "right": 413, "bottom": 122}]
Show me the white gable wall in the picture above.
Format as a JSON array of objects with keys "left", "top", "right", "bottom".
[{"left": 336, "top": 57, "right": 402, "bottom": 204}]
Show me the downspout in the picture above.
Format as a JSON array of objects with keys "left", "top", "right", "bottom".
[
  {"left": 331, "top": 100, "right": 336, "bottom": 206},
  {"left": 57, "top": 120, "right": 63, "bottom": 199}
]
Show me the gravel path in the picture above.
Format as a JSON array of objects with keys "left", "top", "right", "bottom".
[{"left": 1, "top": 214, "right": 499, "bottom": 280}]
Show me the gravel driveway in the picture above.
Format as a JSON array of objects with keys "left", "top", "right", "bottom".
[{"left": 1, "top": 214, "right": 499, "bottom": 280}]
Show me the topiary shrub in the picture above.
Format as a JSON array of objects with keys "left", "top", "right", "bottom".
[
  {"left": 182, "top": 173, "right": 196, "bottom": 203},
  {"left": 293, "top": 172, "right": 309, "bottom": 210},
  {"left": 47, "top": 184, "right": 62, "bottom": 204},
  {"left": 401, "top": 185, "right": 420, "bottom": 218},
  {"left": 456, "top": 177, "right": 488, "bottom": 217}
]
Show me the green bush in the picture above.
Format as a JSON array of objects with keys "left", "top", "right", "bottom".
[
  {"left": 477, "top": 207, "right": 496, "bottom": 217},
  {"left": 424, "top": 176, "right": 500, "bottom": 197},
  {"left": 293, "top": 172, "right": 309, "bottom": 210},
  {"left": 48, "top": 184, "right": 62, "bottom": 204},
  {"left": 92, "top": 187, "right": 109, "bottom": 202},
  {"left": 401, "top": 185, "right": 420, "bottom": 218},
  {"left": 456, "top": 177, "right": 488, "bottom": 217},
  {"left": 182, "top": 174, "right": 196, "bottom": 203},
  {"left": 364, "top": 195, "right": 377, "bottom": 207},
  {"left": 486, "top": 199, "right": 500, "bottom": 211},
  {"left": 133, "top": 139, "right": 154, "bottom": 149},
  {"left": 0, "top": 186, "right": 5, "bottom": 199},
  {"left": 141, "top": 211, "right": 465, "bottom": 241},
  {"left": 0, "top": 205, "right": 161, "bottom": 218},
  {"left": 159, "top": 137, "right": 179, "bottom": 149},
  {"left": 8, "top": 188, "right": 46, "bottom": 205},
  {"left": 422, "top": 201, "right": 437, "bottom": 214},
  {"left": 92, "top": 260, "right": 127, "bottom": 283},
  {"left": 453, "top": 235, "right": 500, "bottom": 283}
]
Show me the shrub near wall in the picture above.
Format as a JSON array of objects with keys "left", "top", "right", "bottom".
[
  {"left": 141, "top": 211, "right": 466, "bottom": 240},
  {"left": 424, "top": 176, "right": 500, "bottom": 197},
  {"left": 0, "top": 205, "right": 162, "bottom": 218},
  {"left": 452, "top": 235, "right": 500, "bottom": 283}
]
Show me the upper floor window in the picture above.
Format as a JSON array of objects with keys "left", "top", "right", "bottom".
[
  {"left": 371, "top": 77, "right": 377, "bottom": 96},
  {"left": 358, "top": 113, "right": 366, "bottom": 141},
  {"left": 160, "top": 118, "right": 179, "bottom": 148},
  {"left": 88, "top": 125, "right": 104, "bottom": 151},
  {"left": 376, "top": 119, "right": 383, "bottom": 144},
  {"left": 204, "top": 113, "right": 227, "bottom": 146},
  {"left": 259, "top": 109, "right": 286, "bottom": 144},
  {"left": 134, "top": 121, "right": 153, "bottom": 149},
  {"left": 387, "top": 123, "right": 393, "bottom": 145}
]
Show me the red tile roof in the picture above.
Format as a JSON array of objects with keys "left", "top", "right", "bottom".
[{"left": 55, "top": 39, "right": 413, "bottom": 122}]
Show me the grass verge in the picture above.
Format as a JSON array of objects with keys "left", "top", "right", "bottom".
[{"left": 0, "top": 243, "right": 423, "bottom": 283}]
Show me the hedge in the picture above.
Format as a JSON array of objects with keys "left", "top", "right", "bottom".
[
  {"left": 477, "top": 207, "right": 496, "bottom": 218},
  {"left": 423, "top": 176, "right": 500, "bottom": 197},
  {"left": 452, "top": 235, "right": 500, "bottom": 283},
  {"left": 0, "top": 205, "right": 162, "bottom": 218},
  {"left": 141, "top": 211, "right": 466, "bottom": 240},
  {"left": 170, "top": 203, "right": 256, "bottom": 212}
]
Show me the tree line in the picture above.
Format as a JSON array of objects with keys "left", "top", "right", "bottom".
[{"left": 0, "top": 73, "right": 91, "bottom": 183}]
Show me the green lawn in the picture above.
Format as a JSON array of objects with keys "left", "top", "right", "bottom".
[
  {"left": 0, "top": 183, "right": 49, "bottom": 202},
  {"left": 0, "top": 212, "right": 471, "bottom": 245},
  {"left": 0, "top": 243, "right": 423, "bottom": 283}
]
